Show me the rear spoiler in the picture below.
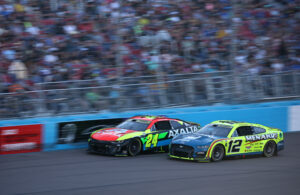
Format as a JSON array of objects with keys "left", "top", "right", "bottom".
[{"left": 271, "top": 128, "right": 282, "bottom": 132}]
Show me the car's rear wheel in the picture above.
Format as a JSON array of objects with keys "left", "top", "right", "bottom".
[
  {"left": 128, "top": 138, "right": 142, "bottom": 156},
  {"left": 263, "top": 141, "right": 276, "bottom": 157},
  {"left": 211, "top": 144, "right": 225, "bottom": 162}
]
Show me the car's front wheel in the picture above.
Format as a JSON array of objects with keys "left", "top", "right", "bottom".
[
  {"left": 263, "top": 141, "right": 276, "bottom": 157},
  {"left": 128, "top": 138, "right": 142, "bottom": 156},
  {"left": 211, "top": 144, "right": 225, "bottom": 162}
]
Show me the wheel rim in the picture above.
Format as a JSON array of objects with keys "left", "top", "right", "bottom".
[
  {"left": 213, "top": 146, "right": 223, "bottom": 161},
  {"left": 266, "top": 142, "right": 275, "bottom": 155},
  {"left": 214, "top": 148, "right": 221, "bottom": 158},
  {"left": 130, "top": 140, "right": 140, "bottom": 155}
]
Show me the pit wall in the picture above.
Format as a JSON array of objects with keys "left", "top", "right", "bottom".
[{"left": 0, "top": 100, "right": 300, "bottom": 153}]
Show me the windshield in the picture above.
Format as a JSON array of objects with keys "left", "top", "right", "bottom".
[
  {"left": 197, "top": 124, "right": 232, "bottom": 137},
  {"left": 117, "top": 119, "right": 150, "bottom": 131}
]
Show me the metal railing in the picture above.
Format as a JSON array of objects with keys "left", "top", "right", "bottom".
[
  {"left": 0, "top": 71, "right": 299, "bottom": 119},
  {"left": 34, "top": 71, "right": 231, "bottom": 90}
]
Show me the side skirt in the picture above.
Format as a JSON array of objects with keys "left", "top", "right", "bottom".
[{"left": 226, "top": 152, "right": 263, "bottom": 156}]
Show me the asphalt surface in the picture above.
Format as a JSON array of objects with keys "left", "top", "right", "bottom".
[{"left": 1, "top": 132, "right": 300, "bottom": 195}]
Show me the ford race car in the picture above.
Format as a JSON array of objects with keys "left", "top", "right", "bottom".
[
  {"left": 169, "top": 120, "right": 284, "bottom": 162},
  {"left": 88, "top": 115, "right": 201, "bottom": 156}
]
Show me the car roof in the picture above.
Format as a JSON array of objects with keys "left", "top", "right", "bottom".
[
  {"left": 211, "top": 120, "right": 266, "bottom": 128},
  {"left": 130, "top": 115, "right": 171, "bottom": 121},
  {"left": 212, "top": 120, "right": 251, "bottom": 126}
]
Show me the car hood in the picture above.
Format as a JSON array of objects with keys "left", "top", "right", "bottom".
[
  {"left": 91, "top": 128, "right": 140, "bottom": 141},
  {"left": 172, "top": 133, "right": 223, "bottom": 146}
]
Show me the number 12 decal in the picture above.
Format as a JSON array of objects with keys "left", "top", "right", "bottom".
[
  {"left": 228, "top": 140, "right": 242, "bottom": 153},
  {"left": 146, "top": 134, "right": 159, "bottom": 148}
]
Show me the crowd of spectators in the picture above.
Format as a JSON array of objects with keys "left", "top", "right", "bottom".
[
  {"left": 0, "top": 0, "right": 299, "bottom": 94},
  {"left": 0, "top": 0, "right": 299, "bottom": 118}
]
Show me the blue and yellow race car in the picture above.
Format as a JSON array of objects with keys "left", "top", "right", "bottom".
[{"left": 169, "top": 120, "right": 284, "bottom": 162}]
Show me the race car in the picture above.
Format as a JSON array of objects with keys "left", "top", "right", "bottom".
[
  {"left": 169, "top": 120, "right": 284, "bottom": 162},
  {"left": 88, "top": 115, "right": 201, "bottom": 156}
]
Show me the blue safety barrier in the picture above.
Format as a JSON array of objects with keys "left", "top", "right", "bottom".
[{"left": 0, "top": 100, "right": 299, "bottom": 151}]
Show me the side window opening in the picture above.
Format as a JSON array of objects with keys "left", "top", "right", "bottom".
[
  {"left": 231, "top": 130, "right": 238, "bottom": 137},
  {"left": 170, "top": 120, "right": 185, "bottom": 129},
  {"left": 254, "top": 127, "right": 266, "bottom": 134},
  {"left": 150, "top": 125, "right": 156, "bottom": 131},
  {"left": 236, "top": 126, "right": 254, "bottom": 136},
  {"left": 155, "top": 121, "right": 172, "bottom": 131}
]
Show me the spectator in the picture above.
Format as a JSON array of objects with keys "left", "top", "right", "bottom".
[
  {"left": 85, "top": 88, "right": 103, "bottom": 111},
  {"left": 8, "top": 60, "right": 28, "bottom": 80}
]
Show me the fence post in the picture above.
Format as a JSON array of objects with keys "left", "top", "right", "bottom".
[
  {"left": 205, "top": 76, "right": 215, "bottom": 102},
  {"left": 273, "top": 74, "right": 282, "bottom": 97}
]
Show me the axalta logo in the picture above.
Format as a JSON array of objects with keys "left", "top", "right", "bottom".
[
  {"left": 168, "top": 126, "right": 199, "bottom": 138},
  {"left": 2, "top": 129, "right": 18, "bottom": 135},
  {"left": 245, "top": 133, "right": 278, "bottom": 142}
]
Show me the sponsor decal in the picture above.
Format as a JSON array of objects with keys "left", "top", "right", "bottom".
[
  {"left": 58, "top": 118, "right": 125, "bottom": 144},
  {"left": 96, "top": 129, "right": 131, "bottom": 138},
  {"left": 0, "top": 124, "right": 42, "bottom": 155},
  {"left": 1, "top": 129, "right": 18, "bottom": 135},
  {"left": 245, "top": 133, "right": 278, "bottom": 142},
  {"left": 2, "top": 142, "right": 37, "bottom": 151},
  {"left": 246, "top": 146, "right": 251, "bottom": 149},
  {"left": 168, "top": 126, "right": 199, "bottom": 138}
]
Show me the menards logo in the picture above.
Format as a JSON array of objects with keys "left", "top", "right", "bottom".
[{"left": 245, "top": 133, "right": 278, "bottom": 142}]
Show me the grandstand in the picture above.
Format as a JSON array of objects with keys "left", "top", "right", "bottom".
[{"left": 0, "top": 0, "right": 299, "bottom": 119}]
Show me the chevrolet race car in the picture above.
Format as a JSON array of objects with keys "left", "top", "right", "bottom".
[
  {"left": 169, "top": 120, "right": 284, "bottom": 162},
  {"left": 88, "top": 115, "right": 201, "bottom": 156}
]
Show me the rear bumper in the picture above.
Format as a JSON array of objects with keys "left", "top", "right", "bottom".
[{"left": 277, "top": 140, "right": 284, "bottom": 151}]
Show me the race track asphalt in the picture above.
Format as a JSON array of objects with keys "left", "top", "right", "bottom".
[{"left": 1, "top": 132, "right": 300, "bottom": 195}]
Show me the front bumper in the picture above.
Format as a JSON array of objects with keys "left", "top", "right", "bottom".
[
  {"left": 169, "top": 144, "right": 210, "bottom": 162},
  {"left": 169, "top": 154, "right": 210, "bottom": 162},
  {"left": 88, "top": 138, "right": 129, "bottom": 156}
]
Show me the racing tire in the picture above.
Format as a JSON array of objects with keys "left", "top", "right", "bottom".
[
  {"left": 263, "top": 141, "right": 276, "bottom": 158},
  {"left": 128, "top": 138, "right": 142, "bottom": 156},
  {"left": 211, "top": 144, "right": 225, "bottom": 162}
]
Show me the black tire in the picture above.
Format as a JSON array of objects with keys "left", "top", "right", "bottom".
[
  {"left": 211, "top": 144, "right": 225, "bottom": 162},
  {"left": 263, "top": 141, "right": 276, "bottom": 157},
  {"left": 128, "top": 138, "right": 142, "bottom": 156}
]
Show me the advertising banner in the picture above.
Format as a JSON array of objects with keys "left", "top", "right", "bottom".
[
  {"left": 58, "top": 118, "right": 125, "bottom": 144},
  {"left": 289, "top": 105, "right": 300, "bottom": 131},
  {"left": 0, "top": 124, "right": 42, "bottom": 154}
]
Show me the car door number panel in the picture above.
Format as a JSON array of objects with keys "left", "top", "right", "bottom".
[{"left": 227, "top": 140, "right": 242, "bottom": 153}]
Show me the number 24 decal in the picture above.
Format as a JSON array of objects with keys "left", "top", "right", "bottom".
[
  {"left": 228, "top": 140, "right": 242, "bottom": 153},
  {"left": 146, "top": 134, "right": 159, "bottom": 148}
]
